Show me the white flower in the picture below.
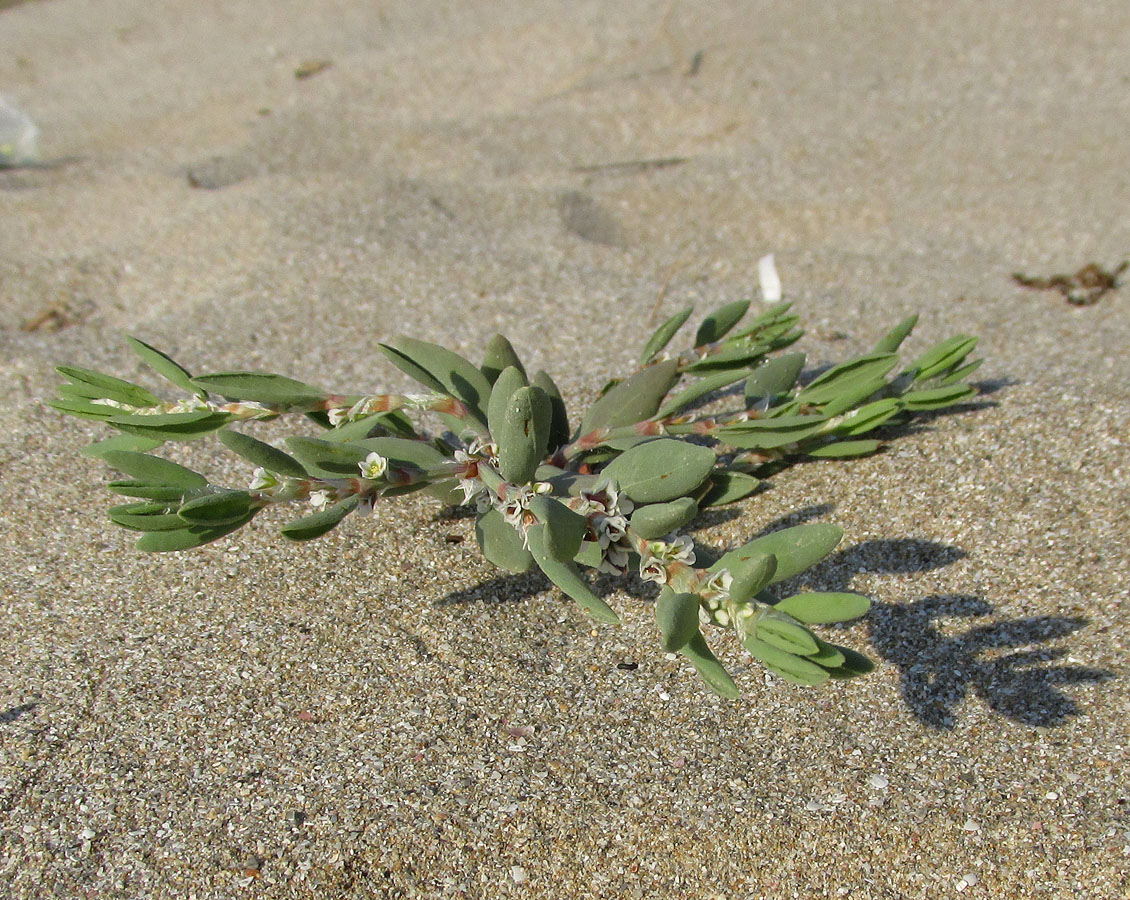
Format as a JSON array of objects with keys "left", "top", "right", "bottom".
[
  {"left": 702, "top": 568, "right": 734, "bottom": 602},
  {"left": 248, "top": 467, "right": 279, "bottom": 492},
  {"left": 308, "top": 489, "right": 332, "bottom": 509},
  {"left": 359, "top": 451, "right": 389, "bottom": 480},
  {"left": 758, "top": 253, "right": 782, "bottom": 304},
  {"left": 638, "top": 535, "right": 697, "bottom": 585}
]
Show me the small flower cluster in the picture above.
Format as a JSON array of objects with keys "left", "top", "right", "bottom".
[
  {"left": 574, "top": 480, "right": 635, "bottom": 575},
  {"left": 638, "top": 535, "right": 697, "bottom": 585}
]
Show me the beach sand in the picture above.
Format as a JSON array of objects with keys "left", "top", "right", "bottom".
[{"left": 1, "top": 1, "right": 1128, "bottom": 897}]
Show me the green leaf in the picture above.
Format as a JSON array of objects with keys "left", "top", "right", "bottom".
[
  {"left": 900, "top": 384, "right": 976, "bottom": 411},
  {"left": 774, "top": 591, "right": 871, "bottom": 624},
  {"left": 488, "top": 366, "right": 528, "bottom": 441},
  {"left": 106, "top": 481, "right": 188, "bottom": 501},
  {"left": 640, "top": 305, "right": 693, "bottom": 364},
  {"left": 655, "top": 588, "right": 701, "bottom": 651},
  {"left": 817, "top": 376, "right": 888, "bottom": 416},
  {"left": 600, "top": 438, "right": 716, "bottom": 504},
  {"left": 80, "top": 433, "right": 165, "bottom": 459},
  {"left": 125, "top": 336, "right": 204, "bottom": 397},
  {"left": 323, "top": 411, "right": 417, "bottom": 443},
  {"left": 56, "top": 365, "right": 161, "bottom": 408},
  {"left": 684, "top": 342, "right": 769, "bottom": 373},
  {"left": 48, "top": 397, "right": 123, "bottom": 420},
  {"left": 834, "top": 398, "right": 902, "bottom": 436},
  {"left": 178, "top": 489, "right": 255, "bottom": 526},
  {"left": 527, "top": 525, "right": 620, "bottom": 624},
  {"left": 108, "top": 501, "right": 186, "bottom": 532},
  {"left": 495, "top": 385, "right": 551, "bottom": 484},
  {"left": 358, "top": 436, "right": 450, "bottom": 472},
  {"left": 376, "top": 342, "right": 446, "bottom": 393},
  {"left": 806, "top": 439, "right": 882, "bottom": 458},
  {"left": 629, "top": 497, "right": 699, "bottom": 540},
  {"left": 697, "top": 471, "right": 760, "bottom": 506},
  {"left": 709, "top": 523, "right": 843, "bottom": 585},
  {"left": 578, "top": 359, "right": 679, "bottom": 436},
  {"left": 531, "top": 370, "right": 571, "bottom": 453},
  {"left": 742, "top": 635, "right": 829, "bottom": 685},
  {"left": 679, "top": 632, "right": 739, "bottom": 698},
  {"left": 480, "top": 334, "right": 527, "bottom": 384},
  {"left": 285, "top": 436, "right": 369, "bottom": 478},
  {"left": 695, "top": 299, "right": 750, "bottom": 346},
  {"left": 474, "top": 508, "right": 534, "bottom": 573},
  {"left": 796, "top": 353, "right": 899, "bottom": 405},
  {"left": 280, "top": 495, "right": 360, "bottom": 541},
  {"left": 135, "top": 513, "right": 256, "bottom": 551},
  {"left": 716, "top": 415, "right": 829, "bottom": 450},
  {"left": 527, "top": 495, "right": 587, "bottom": 562},
  {"left": 380, "top": 337, "right": 492, "bottom": 429},
  {"left": 905, "top": 335, "right": 978, "bottom": 382},
  {"left": 754, "top": 611, "right": 820, "bottom": 656},
  {"left": 656, "top": 369, "right": 748, "bottom": 419},
  {"left": 219, "top": 430, "right": 308, "bottom": 478},
  {"left": 727, "top": 552, "right": 777, "bottom": 604},
  {"left": 873, "top": 314, "right": 918, "bottom": 353},
  {"left": 100, "top": 450, "right": 208, "bottom": 491},
  {"left": 190, "top": 371, "right": 326, "bottom": 406},
  {"left": 938, "top": 358, "right": 983, "bottom": 386},
  {"left": 107, "top": 411, "right": 232, "bottom": 440}
]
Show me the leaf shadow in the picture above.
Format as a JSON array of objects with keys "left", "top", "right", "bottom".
[{"left": 783, "top": 539, "right": 1112, "bottom": 729}]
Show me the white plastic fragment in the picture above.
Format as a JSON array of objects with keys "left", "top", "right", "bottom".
[
  {"left": 868, "top": 773, "right": 890, "bottom": 790},
  {"left": 758, "top": 253, "right": 782, "bottom": 303},
  {"left": 0, "top": 95, "right": 39, "bottom": 167}
]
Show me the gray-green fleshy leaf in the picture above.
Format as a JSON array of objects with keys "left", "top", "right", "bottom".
[
  {"left": 817, "top": 376, "right": 889, "bottom": 416},
  {"left": 55, "top": 365, "right": 162, "bottom": 408},
  {"left": 796, "top": 353, "right": 899, "bottom": 405},
  {"left": 531, "top": 370, "right": 571, "bottom": 453},
  {"left": 679, "top": 632, "right": 740, "bottom": 698},
  {"left": 108, "top": 501, "right": 186, "bottom": 532},
  {"left": 475, "top": 507, "right": 534, "bottom": 573},
  {"left": 81, "top": 433, "right": 165, "bottom": 459},
  {"left": 573, "top": 539, "right": 603, "bottom": 569},
  {"left": 487, "top": 366, "right": 528, "bottom": 441},
  {"left": 107, "top": 410, "right": 232, "bottom": 440},
  {"left": 219, "top": 429, "right": 308, "bottom": 479},
  {"left": 872, "top": 314, "right": 918, "bottom": 353},
  {"left": 684, "top": 342, "right": 769, "bottom": 374},
  {"left": 640, "top": 305, "right": 693, "bottom": 364},
  {"left": 656, "top": 369, "right": 748, "bottom": 419},
  {"left": 480, "top": 334, "right": 527, "bottom": 384},
  {"left": 709, "top": 523, "right": 843, "bottom": 585},
  {"left": 190, "top": 371, "right": 326, "bottom": 406},
  {"left": 727, "top": 552, "right": 777, "bottom": 604},
  {"left": 697, "top": 471, "right": 760, "bottom": 506},
  {"left": 754, "top": 611, "right": 820, "bottom": 656},
  {"left": 379, "top": 337, "right": 492, "bottom": 429},
  {"left": 578, "top": 359, "right": 679, "bottom": 436},
  {"left": 742, "top": 635, "right": 830, "bottom": 685},
  {"left": 100, "top": 450, "right": 208, "bottom": 491},
  {"left": 629, "top": 497, "right": 699, "bottom": 540},
  {"left": 285, "top": 436, "right": 370, "bottom": 478},
  {"left": 806, "top": 439, "right": 882, "bottom": 458},
  {"left": 600, "top": 438, "right": 715, "bottom": 504},
  {"left": 655, "top": 587, "right": 701, "bottom": 651},
  {"left": 527, "top": 495, "right": 587, "bottom": 562},
  {"left": 899, "top": 384, "right": 976, "bottom": 411},
  {"left": 694, "top": 299, "right": 750, "bottom": 347},
  {"left": 774, "top": 591, "right": 871, "bottom": 624},
  {"left": 716, "top": 415, "right": 829, "bottom": 450},
  {"left": 496, "top": 384, "right": 551, "bottom": 484},
  {"left": 280, "top": 495, "right": 360, "bottom": 542},
  {"left": 47, "top": 397, "right": 123, "bottom": 420},
  {"left": 358, "top": 436, "right": 450, "bottom": 473},
  {"left": 107, "top": 481, "right": 192, "bottom": 501},
  {"left": 178, "top": 489, "right": 256, "bottom": 526},
  {"left": 937, "top": 358, "right": 983, "bottom": 386},
  {"left": 125, "top": 336, "right": 204, "bottom": 398},
  {"left": 905, "top": 335, "right": 978, "bottom": 382},
  {"left": 135, "top": 513, "right": 257, "bottom": 552},
  {"left": 526, "top": 525, "right": 620, "bottom": 625},
  {"left": 834, "top": 398, "right": 902, "bottom": 436}
]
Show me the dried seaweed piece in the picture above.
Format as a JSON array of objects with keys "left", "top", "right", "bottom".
[{"left": 1013, "top": 261, "right": 1127, "bottom": 306}]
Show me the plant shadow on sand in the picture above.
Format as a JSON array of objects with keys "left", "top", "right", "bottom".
[{"left": 439, "top": 520, "right": 1111, "bottom": 729}]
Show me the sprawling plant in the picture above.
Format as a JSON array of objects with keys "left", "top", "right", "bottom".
[{"left": 52, "top": 262, "right": 980, "bottom": 696}]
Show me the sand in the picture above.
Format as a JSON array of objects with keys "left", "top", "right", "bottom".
[{"left": 1, "top": 1, "right": 1128, "bottom": 897}]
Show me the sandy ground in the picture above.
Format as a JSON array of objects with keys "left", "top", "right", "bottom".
[{"left": 2, "top": 1, "right": 1129, "bottom": 897}]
